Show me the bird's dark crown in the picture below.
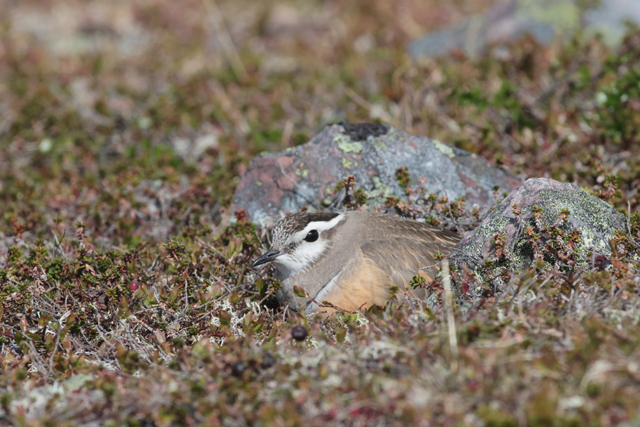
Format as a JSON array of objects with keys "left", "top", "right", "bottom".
[
  {"left": 275, "top": 212, "right": 340, "bottom": 234},
  {"left": 270, "top": 212, "right": 341, "bottom": 249}
]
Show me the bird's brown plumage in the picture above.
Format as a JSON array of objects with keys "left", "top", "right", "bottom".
[{"left": 257, "top": 211, "right": 461, "bottom": 314}]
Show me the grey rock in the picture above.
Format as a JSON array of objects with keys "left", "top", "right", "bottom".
[
  {"left": 409, "top": 0, "right": 640, "bottom": 59},
  {"left": 449, "top": 177, "right": 626, "bottom": 289},
  {"left": 230, "top": 123, "right": 523, "bottom": 225}
]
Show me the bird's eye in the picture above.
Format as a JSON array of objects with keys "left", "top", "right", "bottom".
[{"left": 304, "top": 230, "right": 319, "bottom": 242}]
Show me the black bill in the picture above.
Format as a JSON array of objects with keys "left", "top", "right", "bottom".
[{"left": 252, "top": 248, "right": 281, "bottom": 267}]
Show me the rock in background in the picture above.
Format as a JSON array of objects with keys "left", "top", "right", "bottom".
[
  {"left": 409, "top": 0, "right": 640, "bottom": 59},
  {"left": 449, "top": 178, "right": 627, "bottom": 289},
  {"left": 230, "top": 123, "right": 523, "bottom": 225}
]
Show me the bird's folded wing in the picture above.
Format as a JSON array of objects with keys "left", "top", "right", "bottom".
[{"left": 360, "top": 225, "right": 460, "bottom": 287}]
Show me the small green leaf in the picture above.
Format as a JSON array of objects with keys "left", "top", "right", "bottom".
[
  {"left": 293, "top": 285, "right": 306, "bottom": 298},
  {"left": 244, "top": 312, "right": 254, "bottom": 330},
  {"left": 410, "top": 275, "right": 426, "bottom": 289},
  {"left": 14, "top": 331, "right": 24, "bottom": 345},
  {"left": 115, "top": 342, "right": 128, "bottom": 363},
  {"left": 256, "top": 278, "right": 266, "bottom": 295},
  {"left": 228, "top": 293, "right": 241, "bottom": 304},
  {"left": 388, "top": 285, "right": 400, "bottom": 298},
  {"left": 66, "top": 313, "right": 76, "bottom": 326},
  {"left": 38, "top": 314, "right": 52, "bottom": 326},
  {"left": 219, "top": 310, "right": 231, "bottom": 327},
  {"left": 192, "top": 338, "right": 210, "bottom": 360},
  {"left": 224, "top": 241, "right": 235, "bottom": 258},
  {"left": 336, "top": 327, "right": 346, "bottom": 343}
]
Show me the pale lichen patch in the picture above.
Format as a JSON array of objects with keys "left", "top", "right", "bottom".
[
  {"left": 334, "top": 134, "right": 363, "bottom": 153},
  {"left": 432, "top": 139, "right": 455, "bottom": 158}
]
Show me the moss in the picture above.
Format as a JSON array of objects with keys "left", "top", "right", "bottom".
[
  {"left": 518, "top": 0, "right": 581, "bottom": 31},
  {"left": 395, "top": 166, "right": 410, "bottom": 190},
  {"left": 477, "top": 405, "right": 518, "bottom": 427}
]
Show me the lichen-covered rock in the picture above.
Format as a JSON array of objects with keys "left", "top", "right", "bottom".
[
  {"left": 449, "top": 178, "right": 626, "bottom": 287},
  {"left": 230, "top": 123, "right": 522, "bottom": 225}
]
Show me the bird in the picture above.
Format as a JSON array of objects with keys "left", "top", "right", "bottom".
[{"left": 252, "top": 211, "right": 461, "bottom": 315}]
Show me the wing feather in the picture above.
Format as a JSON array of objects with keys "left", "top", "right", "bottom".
[{"left": 360, "top": 217, "right": 460, "bottom": 292}]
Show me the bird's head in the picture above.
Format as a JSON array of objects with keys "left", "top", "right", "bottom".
[{"left": 252, "top": 212, "right": 345, "bottom": 279}]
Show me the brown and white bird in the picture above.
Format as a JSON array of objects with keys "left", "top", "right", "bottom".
[{"left": 253, "top": 211, "right": 461, "bottom": 315}]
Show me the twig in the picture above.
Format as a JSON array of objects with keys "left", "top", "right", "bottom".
[
  {"left": 196, "top": 237, "right": 242, "bottom": 277},
  {"left": 24, "top": 339, "right": 49, "bottom": 376},
  {"left": 257, "top": 288, "right": 276, "bottom": 306},
  {"left": 201, "top": 0, "right": 247, "bottom": 81},
  {"left": 184, "top": 280, "right": 189, "bottom": 311},
  {"left": 235, "top": 246, "right": 255, "bottom": 289},
  {"left": 51, "top": 227, "right": 67, "bottom": 258},
  {"left": 0, "top": 329, "right": 14, "bottom": 339},
  {"left": 442, "top": 259, "right": 459, "bottom": 373},
  {"left": 235, "top": 262, "right": 248, "bottom": 290},
  {"left": 345, "top": 87, "right": 403, "bottom": 129},
  {"left": 282, "top": 120, "right": 294, "bottom": 146},
  {"left": 304, "top": 287, "right": 367, "bottom": 315},
  {"left": 47, "top": 326, "right": 63, "bottom": 377},
  {"left": 627, "top": 200, "right": 632, "bottom": 238},
  {"left": 419, "top": 258, "right": 445, "bottom": 271}
]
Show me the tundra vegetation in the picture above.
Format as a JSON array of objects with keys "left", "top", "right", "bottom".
[{"left": 0, "top": 0, "right": 639, "bottom": 425}]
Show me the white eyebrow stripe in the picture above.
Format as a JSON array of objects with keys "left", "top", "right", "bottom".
[{"left": 295, "top": 214, "right": 345, "bottom": 239}]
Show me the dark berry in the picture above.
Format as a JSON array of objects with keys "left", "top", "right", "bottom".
[
  {"left": 291, "top": 325, "right": 308, "bottom": 341},
  {"left": 595, "top": 255, "right": 611, "bottom": 271},
  {"left": 231, "top": 361, "right": 245, "bottom": 377},
  {"left": 261, "top": 351, "right": 276, "bottom": 369},
  {"left": 140, "top": 418, "right": 158, "bottom": 427}
]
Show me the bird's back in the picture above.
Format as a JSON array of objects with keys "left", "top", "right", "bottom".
[{"left": 301, "top": 211, "right": 460, "bottom": 313}]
